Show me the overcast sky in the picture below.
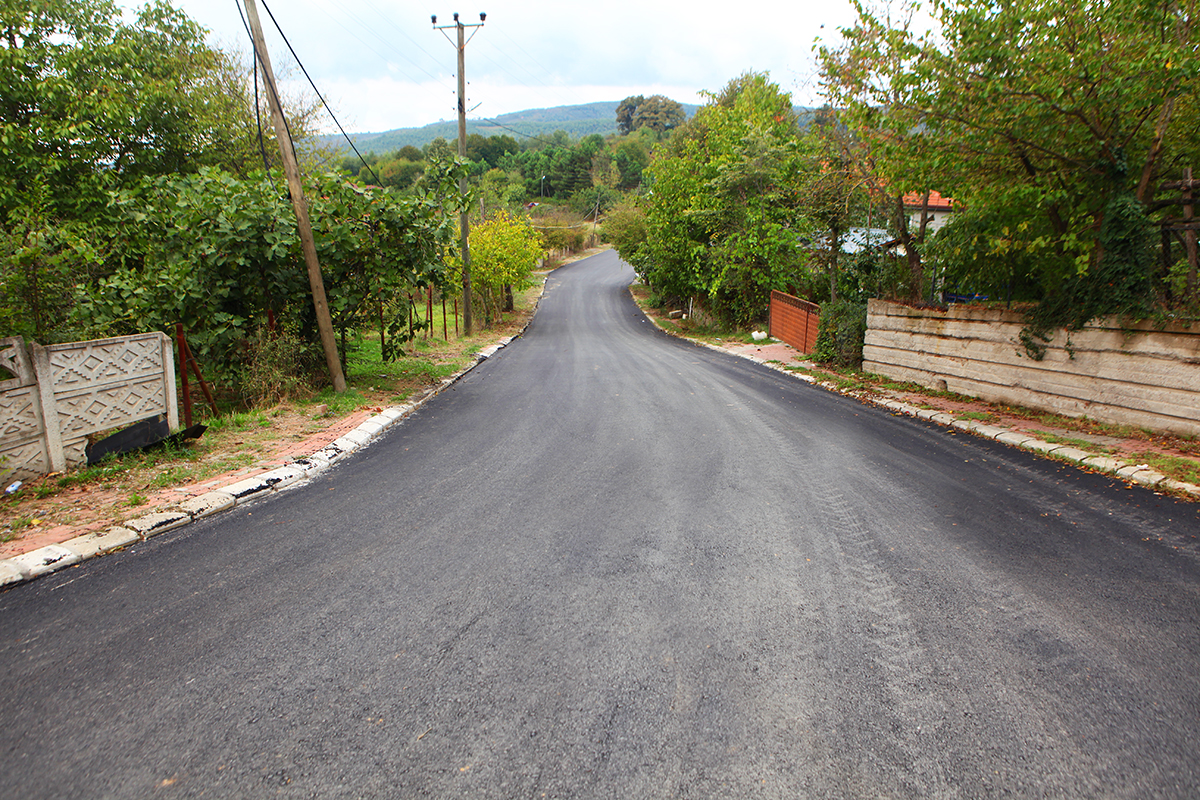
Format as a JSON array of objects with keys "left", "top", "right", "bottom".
[{"left": 153, "top": 0, "right": 864, "bottom": 134}]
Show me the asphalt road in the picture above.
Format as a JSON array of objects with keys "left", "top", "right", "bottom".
[{"left": 3, "top": 250, "right": 1200, "bottom": 799}]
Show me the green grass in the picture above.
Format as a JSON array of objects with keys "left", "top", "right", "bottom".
[
  {"left": 1037, "top": 431, "right": 1110, "bottom": 453},
  {"left": 956, "top": 411, "right": 997, "bottom": 423},
  {"left": 1142, "top": 452, "right": 1200, "bottom": 485},
  {"left": 312, "top": 387, "right": 369, "bottom": 416},
  {"left": 147, "top": 464, "right": 200, "bottom": 489},
  {"left": 205, "top": 409, "right": 271, "bottom": 434}
]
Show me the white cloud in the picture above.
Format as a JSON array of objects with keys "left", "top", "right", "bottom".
[{"left": 129, "top": 0, "right": 864, "bottom": 130}]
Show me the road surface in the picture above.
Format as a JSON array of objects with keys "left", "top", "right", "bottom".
[{"left": 2, "top": 250, "right": 1199, "bottom": 798}]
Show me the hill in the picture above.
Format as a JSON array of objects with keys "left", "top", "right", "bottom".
[
  {"left": 330, "top": 101, "right": 702, "bottom": 154},
  {"left": 330, "top": 101, "right": 815, "bottom": 155}
]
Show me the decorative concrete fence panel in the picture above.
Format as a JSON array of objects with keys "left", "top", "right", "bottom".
[
  {"left": 0, "top": 333, "right": 178, "bottom": 481},
  {"left": 863, "top": 299, "right": 1200, "bottom": 437},
  {"left": 770, "top": 291, "right": 821, "bottom": 353}
]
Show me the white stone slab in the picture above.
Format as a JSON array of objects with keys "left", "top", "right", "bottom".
[
  {"left": 331, "top": 435, "right": 363, "bottom": 452},
  {"left": 257, "top": 465, "right": 307, "bottom": 490},
  {"left": 339, "top": 428, "right": 371, "bottom": 445},
  {"left": 221, "top": 476, "right": 276, "bottom": 500},
  {"left": 1047, "top": 446, "right": 1096, "bottom": 463},
  {"left": 1081, "top": 455, "right": 1124, "bottom": 473},
  {"left": 290, "top": 453, "right": 331, "bottom": 472},
  {"left": 11, "top": 545, "right": 80, "bottom": 577},
  {"left": 995, "top": 431, "right": 1035, "bottom": 447},
  {"left": 1160, "top": 479, "right": 1200, "bottom": 499},
  {"left": 0, "top": 560, "right": 25, "bottom": 586},
  {"left": 126, "top": 510, "right": 190, "bottom": 537},
  {"left": 356, "top": 420, "right": 385, "bottom": 436},
  {"left": 62, "top": 526, "right": 139, "bottom": 559},
  {"left": 971, "top": 424, "right": 1008, "bottom": 439},
  {"left": 180, "top": 491, "right": 236, "bottom": 517}
]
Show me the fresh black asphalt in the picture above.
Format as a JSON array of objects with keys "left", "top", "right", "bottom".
[{"left": 2, "top": 250, "right": 1199, "bottom": 798}]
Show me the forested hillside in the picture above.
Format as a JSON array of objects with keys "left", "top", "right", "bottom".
[{"left": 335, "top": 101, "right": 705, "bottom": 152}]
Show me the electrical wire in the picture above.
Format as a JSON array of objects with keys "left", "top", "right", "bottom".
[
  {"left": 234, "top": 0, "right": 273, "bottom": 172},
  {"left": 258, "top": 0, "right": 383, "bottom": 186},
  {"left": 235, "top": 0, "right": 302, "bottom": 171},
  {"left": 303, "top": 0, "right": 450, "bottom": 88}
]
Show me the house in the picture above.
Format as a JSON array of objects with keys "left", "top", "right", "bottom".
[{"left": 902, "top": 190, "right": 955, "bottom": 235}]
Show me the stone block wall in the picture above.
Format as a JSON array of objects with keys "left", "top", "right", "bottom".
[{"left": 863, "top": 299, "right": 1200, "bottom": 437}]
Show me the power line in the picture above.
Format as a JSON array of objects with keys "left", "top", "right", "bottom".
[
  {"left": 233, "top": 0, "right": 272, "bottom": 172},
  {"left": 258, "top": 0, "right": 382, "bottom": 185},
  {"left": 303, "top": 0, "right": 449, "bottom": 87}
]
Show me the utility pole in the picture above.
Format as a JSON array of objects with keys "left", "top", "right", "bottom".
[
  {"left": 433, "top": 11, "right": 485, "bottom": 336},
  {"left": 243, "top": 0, "right": 347, "bottom": 392}
]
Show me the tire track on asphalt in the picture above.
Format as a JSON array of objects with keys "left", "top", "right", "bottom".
[{"left": 793, "top": 441, "right": 958, "bottom": 798}]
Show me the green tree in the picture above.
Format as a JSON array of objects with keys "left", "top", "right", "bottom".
[
  {"left": 821, "top": 0, "right": 1200, "bottom": 306},
  {"left": 77, "top": 169, "right": 455, "bottom": 386},
  {"left": 615, "top": 141, "right": 650, "bottom": 189},
  {"left": 640, "top": 73, "right": 815, "bottom": 323},
  {"left": 0, "top": 0, "right": 320, "bottom": 340},
  {"left": 472, "top": 135, "right": 519, "bottom": 168},
  {"left": 424, "top": 137, "right": 456, "bottom": 161},
  {"left": 377, "top": 158, "right": 424, "bottom": 190},
  {"left": 601, "top": 202, "right": 648, "bottom": 264},
  {"left": 632, "top": 95, "right": 686, "bottom": 134},
  {"left": 0, "top": 0, "right": 286, "bottom": 221},
  {"left": 452, "top": 211, "right": 543, "bottom": 325},
  {"left": 616, "top": 95, "right": 645, "bottom": 135}
]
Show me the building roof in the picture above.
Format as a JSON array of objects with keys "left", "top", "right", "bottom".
[{"left": 901, "top": 190, "right": 955, "bottom": 212}]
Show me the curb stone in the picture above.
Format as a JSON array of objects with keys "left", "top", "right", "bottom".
[
  {"left": 859, "top": 386, "right": 1200, "bottom": 497},
  {"left": 0, "top": 283, "right": 546, "bottom": 589}
]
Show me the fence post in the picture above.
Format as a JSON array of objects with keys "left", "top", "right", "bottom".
[
  {"left": 161, "top": 332, "right": 179, "bottom": 431},
  {"left": 29, "top": 343, "right": 66, "bottom": 473}
]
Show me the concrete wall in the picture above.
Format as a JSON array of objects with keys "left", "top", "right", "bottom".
[
  {"left": 863, "top": 299, "right": 1200, "bottom": 437},
  {"left": 1, "top": 333, "right": 178, "bottom": 481}
]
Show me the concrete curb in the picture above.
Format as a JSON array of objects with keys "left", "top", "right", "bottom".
[
  {"left": 0, "top": 322, "right": 534, "bottom": 589},
  {"left": 708, "top": 340, "right": 1200, "bottom": 502}
]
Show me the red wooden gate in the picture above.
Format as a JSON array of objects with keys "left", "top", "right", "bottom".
[{"left": 769, "top": 291, "right": 821, "bottom": 353}]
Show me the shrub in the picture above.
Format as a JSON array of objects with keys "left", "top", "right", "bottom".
[
  {"left": 239, "top": 323, "right": 317, "bottom": 407},
  {"left": 812, "top": 300, "right": 867, "bottom": 368}
]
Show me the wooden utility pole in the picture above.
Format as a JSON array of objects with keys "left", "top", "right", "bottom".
[
  {"left": 243, "top": 0, "right": 346, "bottom": 392},
  {"left": 434, "top": 12, "right": 485, "bottom": 336}
]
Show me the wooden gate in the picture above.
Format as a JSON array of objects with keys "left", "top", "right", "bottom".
[{"left": 769, "top": 291, "right": 821, "bottom": 353}]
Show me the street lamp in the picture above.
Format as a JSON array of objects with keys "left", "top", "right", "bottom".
[{"left": 540, "top": 175, "right": 546, "bottom": 197}]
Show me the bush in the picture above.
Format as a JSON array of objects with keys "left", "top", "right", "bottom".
[
  {"left": 239, "top": 323, "right": 317, "bottom": 407},
  {"left": 812, "top": 300, "right": 867, "bottom": 368}
]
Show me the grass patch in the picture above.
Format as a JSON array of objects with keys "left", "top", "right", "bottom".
[
  {"left": 205, "top": 409, "right": 271, "bottom": 434},
  {"left": 1142, "top": 452, "right": 1200, "bottom": 485},
  {"left": 1038, "top": 432, "right": 1111, "bottom": 454},
  {"left": 956, "top": 411, "right": 997, "bottom": 423}
]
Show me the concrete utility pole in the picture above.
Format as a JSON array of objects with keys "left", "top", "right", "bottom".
[
  {"left": 433, "top": 11, "right": 485, "bottom": 336},
  {"left": 243, "top": 0, "right": 347, "bottom": 392}
]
